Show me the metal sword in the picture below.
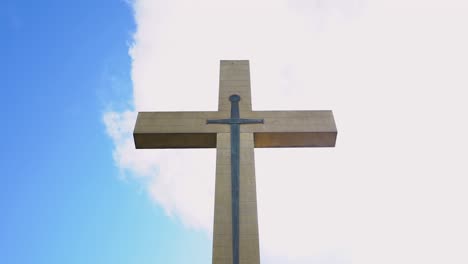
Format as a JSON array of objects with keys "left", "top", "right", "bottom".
[{"left": 207, "top": 94, "right": 263, "bottom": 264}]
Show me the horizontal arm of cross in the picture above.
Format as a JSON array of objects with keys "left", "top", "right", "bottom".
[
  {"left": 133, "top": 110, "right": 337, "bottom": 149},
  {"left": 133, "top": 111, "right": 225, "bottom": 148},
  {"left": 241, "top": 110, "right": 337, "bottom": 148}
]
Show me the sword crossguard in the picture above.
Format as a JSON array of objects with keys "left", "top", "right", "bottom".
[{"left": 207, "top": 94, "right": 264, "bottom": 124}]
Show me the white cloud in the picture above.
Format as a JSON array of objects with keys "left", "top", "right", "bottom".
[
  {"left": 105, "top": 0, "right": 468, "bottom": 263},
  {"left": 103, "top": 110, "right": 216, "bottom": 230}
]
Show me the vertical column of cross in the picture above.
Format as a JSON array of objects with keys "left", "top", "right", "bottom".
[
  {"left": 238, "top": 132, "right": 260, "bottom": 264},
  {"left": 212, "top": 61, "right": 260, "bottom": 264},
  {"left": 212, "top": 130, "right": 234, "bottom": 264}
]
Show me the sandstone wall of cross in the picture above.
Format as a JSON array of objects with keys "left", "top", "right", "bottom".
[{"left": 133, "top": 60, "right": 337, "bottom": 264}]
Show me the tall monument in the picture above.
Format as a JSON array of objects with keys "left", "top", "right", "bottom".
[{"left": 133, "top": 60, "right": 337, "bottom": 264}]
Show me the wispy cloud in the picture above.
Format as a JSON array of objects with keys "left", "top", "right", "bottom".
[{"left": 104, "top": 0, "right": 468, "bottom": 263}]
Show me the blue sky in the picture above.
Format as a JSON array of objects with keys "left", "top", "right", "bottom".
[
  {"left": 3, "top": 0, "right": 468, "bottom": 264},
  {"left": 1, "top": 1, "right": 209, "bottom": 263}
]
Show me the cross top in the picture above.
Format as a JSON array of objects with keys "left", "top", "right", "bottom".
[{"left": 134, "top": 60, "right": 337, "bottom": 264}]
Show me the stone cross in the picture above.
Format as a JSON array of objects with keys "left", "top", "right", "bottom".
[{"left": 133, "top": 60, "right": 337, "bottom": 264}]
